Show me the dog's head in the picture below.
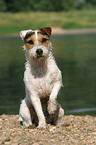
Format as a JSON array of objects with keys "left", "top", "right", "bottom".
[{"left": 20, "top": 27, "right": 52, "bottom": 60}]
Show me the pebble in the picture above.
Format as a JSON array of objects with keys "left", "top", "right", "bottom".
[
  {"left": 0, "top": 115, "right": 96, "bottom": 144},
  {"left": 19, "top": 140, "right": 24, "bottom": 144},
  {"left": 49, "top": 126, "right": 56, "bottom": 132},
  {"left": 32, "top": 143, "right": 39, "bottom": 145},
  {"left": 80, "top": 136, "right": 84, "bottom": 140},
  {"left": 92, "top": 132, "right": 96, "bottom": 135},
  {"left": 4, "top": 137, "right": 11, "bottom": 142}
]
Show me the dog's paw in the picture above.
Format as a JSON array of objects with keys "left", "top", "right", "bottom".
[
  {"left": 47, "top": 99, "right": 57, "bottom": 114},
  {"left": 37, "top": 121, "right": 46, "bottom": 129}
]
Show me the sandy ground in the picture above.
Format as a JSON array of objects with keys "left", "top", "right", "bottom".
[{"left": 0, "top": 114, "right": 96, "bottom": 145}]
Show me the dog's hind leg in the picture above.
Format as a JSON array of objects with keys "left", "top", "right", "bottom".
[{"left": 19, "top": 98, "right": 32, "bottom": 126}]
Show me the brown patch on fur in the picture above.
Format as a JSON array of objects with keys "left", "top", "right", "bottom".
[
  {"left": 39, "top": 27, "right": 52, "bottom": 37},
  {"left": 38, "top": 33, "right": 50, "bottom": 48},
  {"left": 25, "top": 32, "right": 50, "bottom": 49},
  {"left": 25, "top": 33, "right": 36, "bottom": 49},
  {"left": 26, "top": 97, "right": 60, "bottom": 127},
  {"left": 24, "top": 32, "right": 35, "bottom": 40}
]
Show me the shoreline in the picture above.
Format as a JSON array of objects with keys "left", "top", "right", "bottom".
[
  {"left": 52, "top": 27, "right": 96, "bottom": 35},
  {"left": 0, "top": 28, "right": 96, "bottom": 37},
  {"left": 0, "top": 114, "right": 96, "bottom": 144}
]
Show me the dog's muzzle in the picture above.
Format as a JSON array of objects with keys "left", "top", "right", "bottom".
[{"left": 36, "top": 49, "right": 43, "bottom": 57}]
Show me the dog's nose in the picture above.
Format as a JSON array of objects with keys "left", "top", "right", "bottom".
[{"left": 36, "top": 49, "right": 43, "bottom": 55}]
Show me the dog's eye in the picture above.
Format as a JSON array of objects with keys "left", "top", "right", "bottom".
[
  {"left": 42, "top": 38, "right": 48, "bottom": 43},
  {"left": 27, "top": 40, "right": 34, "bottom": 45}
]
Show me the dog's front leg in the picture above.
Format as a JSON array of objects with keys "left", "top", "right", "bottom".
[
  {"left": 24, "top": 75, "right": 46, "bottom": 128},
  {"left": 30, "top": 93, "right": 46, "bottom": 128},
  {"left": 47, "top": 81, "right": 61, "bottom": 114}
]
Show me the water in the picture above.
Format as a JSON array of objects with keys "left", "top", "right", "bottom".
[{"left": 0, "top": 33, "right": 96, "bottom": 115}]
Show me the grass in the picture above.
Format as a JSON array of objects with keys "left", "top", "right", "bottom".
[{"left": 0, "top": 9, "right": 96, "bottom": 35}]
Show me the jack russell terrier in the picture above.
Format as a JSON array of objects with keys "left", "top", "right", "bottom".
[{"left": 19, "top": 27, "right": 64, "bottom": 128}]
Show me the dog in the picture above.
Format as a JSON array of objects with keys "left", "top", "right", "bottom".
[{"left": 19, "top": 27, "right": 64, "bottom": 128}]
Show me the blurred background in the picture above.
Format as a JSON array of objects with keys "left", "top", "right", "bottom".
[{"left": 0, "top": 0, "right": 96, "bottom": 115}]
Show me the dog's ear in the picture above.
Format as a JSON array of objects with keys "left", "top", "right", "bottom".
[
  {"left": 20, "top": 30, "right": 32, "bottom": 40},
  {"left": 39, "top": 27, "right": 52, "bottom": 37}
]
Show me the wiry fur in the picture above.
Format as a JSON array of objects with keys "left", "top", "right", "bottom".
[{"left": 19, "top": 27, "right": 64, "bottom": 128}]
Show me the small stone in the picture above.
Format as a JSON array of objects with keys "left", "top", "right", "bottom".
[
  {"left": 28, "top": 124, "right": 36, "bottom": 129},
  {"left": 87, "top": 139, "right": 95, "bottom": 144},
  {"left": 5, "top": 142, "right": 11, "bottom": 144},
  {"left": 92, "top": 132, "right": 96, "bottom": 135},
  {"left": 1, "top": 140, "right": 4, "bottom": 144},
  {"left": 19, "top": 140, "right": 24, "bottom": 144},
  {"left": 49, "top": 126, "right": 56, "bottom": 132},
  {"left": 32, "top": 143, "right": 39, "bottom": 145},
  {"left": 80, "top": 136, "right": 84, "bottom": 140},
  {"left": 5, "top": 137, "right": 10, "bottom": 142},
  {"left": 61, "top": 123, "right": 70, "bottom": 127}
]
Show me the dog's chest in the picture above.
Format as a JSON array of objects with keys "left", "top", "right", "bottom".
[
  {"left": 25, "top": 55, "right": 60, "bottom": 97},
  {"left": 32, "top": 72, "right": 53, "bottom": 96}
]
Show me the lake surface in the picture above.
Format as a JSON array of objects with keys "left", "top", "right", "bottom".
[{"left": 0, "top": 33, "right": 96, "bottom": 115}]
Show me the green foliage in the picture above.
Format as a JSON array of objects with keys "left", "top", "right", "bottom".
[
  {"left": 32, "top": 0, "right": 54, "bottom": 11},
  {"left": 74, "top": 0, "right": 86, "bottom": 9},
  {"left": 62, "top": 21, "right": 84, "bottom": 29},
  {"left": 0, "top": 0, "right": 6, "bottom": 12},
  {"left": 51, "top": 0, "right": 63, "bottom": 11},
  {"left": 0, "top": 0, "right": 95, "bottom": 12},
  {"left": 62, "top": 0, "right": 75, "bottom": 11},
  {"left": 86, "top": 0, "right": 96, "bottom": 8},
  {"left": 86, "top": 0, "right": 96, "bottom": 5},
  {"left": 5, "top": 0, "right": 34, "bottom": 12}
]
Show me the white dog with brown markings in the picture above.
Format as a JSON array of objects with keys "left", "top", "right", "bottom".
[{"left": 19, "top": 27, "right": 64, "bottom": 129}]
